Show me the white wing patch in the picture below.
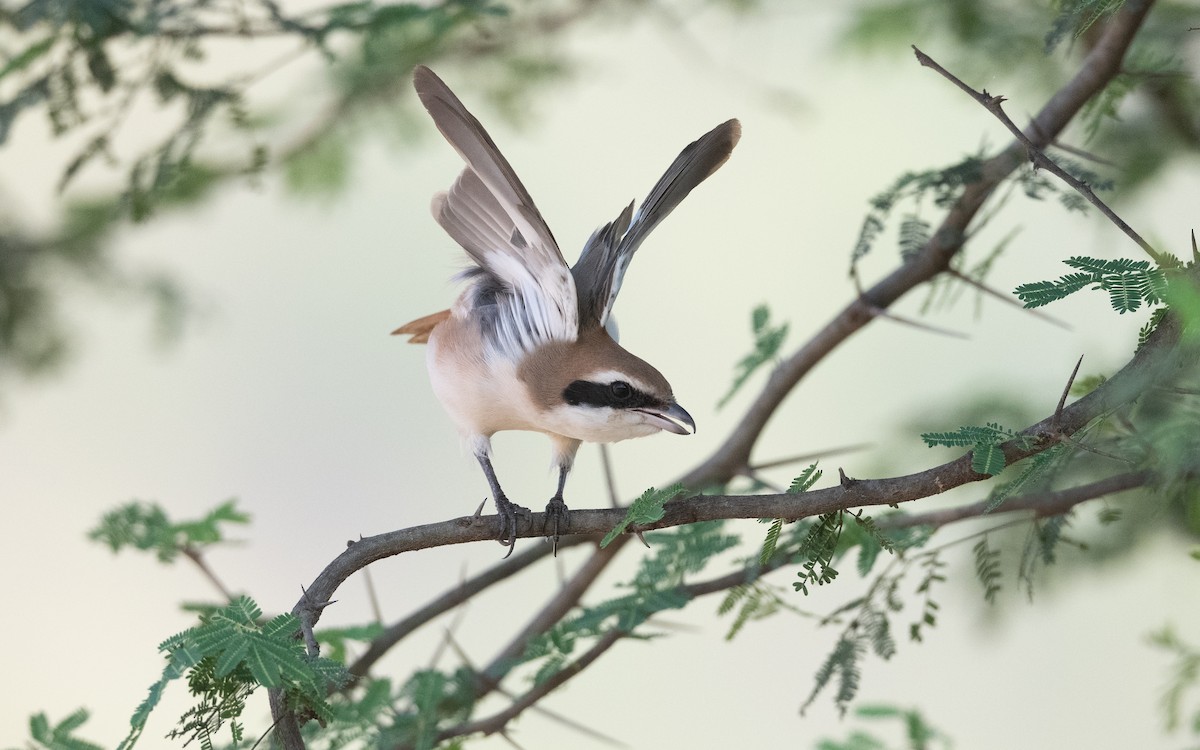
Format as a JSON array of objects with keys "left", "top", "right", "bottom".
[{"left": 484, "top": 253, "right": 577, "bottom": 352}]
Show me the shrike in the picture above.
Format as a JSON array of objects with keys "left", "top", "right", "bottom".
[{"left": 396, "top": 65, "right": 739, "bottom": 553}]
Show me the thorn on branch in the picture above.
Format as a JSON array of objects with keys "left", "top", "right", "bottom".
[
  {"left": 1053, "top": 355, "right": 1085, "bottom": 431},
  {"left": 838, "top": 468, "right": 858, "bottom": 489},
  {"left": 982, "top": 90, "right": 1007, "bottom": 109},
  {"left": 299, "top": 585, "right": 337, "bottom": 613}
]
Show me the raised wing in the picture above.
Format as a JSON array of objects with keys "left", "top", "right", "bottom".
[
  {"left": 414, "top": 65, "right": 578, "bottom": 354},
  {"left": 573, "top": 119, "right": 741, "bottom": 329}
]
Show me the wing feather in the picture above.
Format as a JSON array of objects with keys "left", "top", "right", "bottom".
[
  {"left": 573, "top": 119, "right": 741, "bottom": 329},
  {"left": 414, "top": 65, "right": 577, "bottom": 355}
]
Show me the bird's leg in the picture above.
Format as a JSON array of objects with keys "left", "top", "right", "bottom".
[
  {"left": 476, "top": 453, "right": 530, "bottom": 556},
  {"left": 543, "top": 439, "right": 580, "bottom": 553},
  {"left": 544, "top": 463, "right": 571, "bottom": 553}
]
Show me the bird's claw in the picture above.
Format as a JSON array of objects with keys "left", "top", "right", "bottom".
[
  {"left": 543, "top": 495, "right": 570, "bottom": 555},
  {"left": 493, "top": 494, "right": 531, "bottom": 558}
]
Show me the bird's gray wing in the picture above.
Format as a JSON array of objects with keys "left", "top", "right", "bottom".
[
  {"left": 573, "top": 119, "right": 741, "bottom": 330},
  {"left": 415, "top": 65, "right": 578, "bottom": 353}
]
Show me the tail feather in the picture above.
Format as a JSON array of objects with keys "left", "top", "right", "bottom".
[{"left": 392, "top": 309, "right": 451, "bottom": 344}]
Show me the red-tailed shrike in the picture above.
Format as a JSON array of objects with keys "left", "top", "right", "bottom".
[{"left": 396, "top": 66, "right": 739, "bottom": 554}]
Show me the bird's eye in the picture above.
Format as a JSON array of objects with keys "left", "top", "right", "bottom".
[{"left": 609, "top": 381, "right": 633, "bottom": 401}]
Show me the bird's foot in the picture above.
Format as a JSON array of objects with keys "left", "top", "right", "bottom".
[
  {"left": 543, "top": 495, "right": 570, "bottom": 554},
  {"left": 494, "top": 494, "right": 532, "bottom": 558}
]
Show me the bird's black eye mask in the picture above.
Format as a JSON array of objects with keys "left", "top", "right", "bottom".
[{"left": 563, "top": 380, "right": 661, "bottom": 410}]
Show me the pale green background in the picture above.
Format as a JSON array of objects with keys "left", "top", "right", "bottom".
[{"left": 2, "top": 4, "right": 1198, "bottom": 749}]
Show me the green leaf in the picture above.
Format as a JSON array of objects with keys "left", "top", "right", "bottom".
[
  {"left": 910, "top": 555, "right": 945, "bottom": 643},
  {"left": 924, "top": 422, "right": 1018, "bottom": 477},
  {"left": 89, "top": 499, "right": 250, "bottom": 563},
  {"left": 897, "top": 214, "right": 930, "bottom": 260},
  {"left": 788, "top": 463, "right": 823, "bottom": 494},
  {"left": 629, "top": 520, "right": 736, "bottom": 589},
  {"left": 1138, "top": 307, "right": 1168, "bottom": 352},
  {"left": 601, "top": 484, "right": 684, "bottom": 548},
  {"left": 121, "top": 595, "right": 347, "bottom": 750},
  {"left": 971, "top": 442, "right": 1006, "bottom": 476},
  {"left": 25, "top": 708, "right": 105, "bottom": 750},
  {"left": 793, "top": 512, "right": 844, "bottom": 595},
  {"left": 801, "top": 632, "right": 864, "bottom": 716},
  {"left": 1148, "top": 626, "right": 1200, "bottom": 733},
  {"left": 759, "top": 517, "right": 784, "bottom": 566},
  {"left": 851, "top": 155, "right": 984, "bottom": 265},
  {"left": 1015, "top": 256, "right": 1166, "bottom": 313},
  {"left": 972, "top": 537, "right": 1002, "bottom": 604},
  {"left": 718, "top": 305, "right": 789, "bottom": 408},
  {"left": 922, "top": 423, "right": 1010, "bottom": 448}
]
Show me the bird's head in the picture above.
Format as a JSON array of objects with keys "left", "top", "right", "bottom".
[{"left": 519, "top": 327, "right": 695, "bottom": 444}]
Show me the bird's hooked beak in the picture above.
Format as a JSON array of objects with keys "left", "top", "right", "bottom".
[{"left": 637, "top": 402, "right": 696, "bottom": 436}]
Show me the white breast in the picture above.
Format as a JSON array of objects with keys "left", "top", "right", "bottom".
[{"left": 426, "top": 322, "right": 541, "bottom": 438}]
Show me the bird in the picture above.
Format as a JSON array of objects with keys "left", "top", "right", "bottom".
[{"left": 394, "top": 65, "right": 740, "bottom": 554}]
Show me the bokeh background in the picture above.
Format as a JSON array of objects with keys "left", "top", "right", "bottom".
[{"left": 2, "top": 2, "right": 1198, "bottom": 748}]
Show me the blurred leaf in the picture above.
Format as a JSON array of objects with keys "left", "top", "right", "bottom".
[
  {"left": 0, "top": 36, "right": 55, "bottom": 80},
  {"left": 285, "top": 131, "right": 351, "bottom": 195}
]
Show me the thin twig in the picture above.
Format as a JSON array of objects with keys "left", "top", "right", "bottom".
[
  {"left": 435, "top": 629, "right": 626, "bottom": 743},
  {"left": 749, "top": 444, "right": 872, "bottom": 472},
  {"left": 599, "top": 444, "right": 621, "bottom": 508},
  {"left": 180, "top": 545, "right": 236, "bottom": 602},
  {"left": 867, "top": 303, "right": 971, "bottom": 339},
  {"left": 362, "top": 563, "right": 383, "bottom": 624},
  {"left": 944, "top": 268, "right": 1071, "bottom": 330},
  {"left": 854, "top": 271, "right": 971, "bottom": 339},
  {"left": 441, "top": 632, "right": 629, "bottom": 748},
  {"left": 911, "top": 44, "right": 1171, "bottom": 267}
]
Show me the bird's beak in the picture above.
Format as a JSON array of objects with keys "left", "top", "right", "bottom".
[{"left": 638, "top": 402, "right": 696, "bottom": 436}]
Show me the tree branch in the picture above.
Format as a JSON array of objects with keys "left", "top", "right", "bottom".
[
  {"left": 680, "top": 469, "right": 1152, "bottom": 601},
  {"left": 875, "top": 469, "right": 1152, "bottom": 529}
]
